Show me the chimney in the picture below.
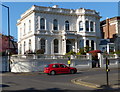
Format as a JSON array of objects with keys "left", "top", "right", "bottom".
[{"left": 106, "top": 17, "right": 110, "bottom": 39}]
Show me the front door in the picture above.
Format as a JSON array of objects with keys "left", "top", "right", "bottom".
[
  {"left": 60, "top": 64, "right": 69, "bottom": 73},
  {"left": 66, "top": 40, "right": 72, "bottom": 53}
]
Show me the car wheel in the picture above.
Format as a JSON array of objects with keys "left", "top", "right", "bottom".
[
  {"left": 50, "top": 71, "right": 56, "bottom": 75},
  {"left": 70, "top": 70, "right": 75, "bottom": 74}
]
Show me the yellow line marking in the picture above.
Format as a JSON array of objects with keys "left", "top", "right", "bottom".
[{"left": 71, "top": 77, "right": 101, "bottom": 89}]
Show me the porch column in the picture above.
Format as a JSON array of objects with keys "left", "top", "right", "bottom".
[
  {"left": 89, "top": 40, "right": 91, "bottom": 50},
  {"left": 75, "top": 39, "right": 78, "bottom": 53},
  {"left": 45, "top": 40, "right": 48, "bottom": 54},
  {"left": 94, "top": 41, "right": 97, "bottom": 50},
  {"left": 37, "top": 38, "right": 40, "bottom": 50},
  {"left": 59, "top": 39, "right": 62, "bottom": 54},
  {"left": 47, "top": 38, "right": 52, "bottom": 55},
  {"left": 84, "top": 40, "right": 86, "bottom": 48},
  {"left": 62, "top": 39, "right": 66, "bottom": 55},
  {"left": 51, "top": 39, "right": 53, "bottom": 54}
]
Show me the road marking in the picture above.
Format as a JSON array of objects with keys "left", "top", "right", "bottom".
[{"left": 71, "top": 77, "right": 101, "bottom": 89}]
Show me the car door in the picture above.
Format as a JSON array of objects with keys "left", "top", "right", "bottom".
[
  {"left": 60, "top": 64, "right": 69, "bottom": 73},
  {"left": 52, "top": 64, "right": 61, "bottom": 74}
]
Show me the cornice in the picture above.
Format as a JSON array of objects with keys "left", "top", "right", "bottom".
[
  {"left": 34, "top": 10, "right": 77, "bottom": 17},
  {"left": 17, "top": 10, "right": 34, "bottom": 25},
  {"left": 34, "top": 33, "right": 62, "bottom": 37}
]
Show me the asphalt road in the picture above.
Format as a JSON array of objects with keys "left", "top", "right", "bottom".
[{"left": 1, "top": 68, "right": 119, "bottom": 92}]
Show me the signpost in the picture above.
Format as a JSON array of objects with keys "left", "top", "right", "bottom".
[{"left": 105, "top": 57, "right": 110, "bottom": 86}]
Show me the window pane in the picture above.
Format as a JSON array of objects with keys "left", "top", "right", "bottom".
[
  {"left": 52, "top": 64, "right": 59, "bottom": 68},
  {"left": 41, "top": 39, "right": 45, "bottom": 52},
  {"left": 40, "top": 18, "right": 45, "bottom": 30},
  {"left": 85, "top": 21, "right": 89, "bottom": 31},
  {"left": 90, "top": 21, "right": 93, "bottom": 31},
  {"left": 54, "top": 39, "right": 58, "bottom": 53},
  {"left": 53, "top": 19, "right": 58, "bottom": 30},
  {"left": 86, "top": 40, "right": 89, "bottom": 47},
  {"left": 24, "top": 41, "right": 26, "bottom": 54},
  {"left": 79, "top": 21, "right": 83, "bottom": 31},
  {"left": 91, "top": 40, "right": 94, "bottom": 50},
  {"left": 65, "top": 21, "right": 69, "bottom": 30},
  {"left": 29, "top": 20, "right": 31, "bottom": 31},
  {"left": 29, "top": 39, "right": 31, "bottom": 50}
]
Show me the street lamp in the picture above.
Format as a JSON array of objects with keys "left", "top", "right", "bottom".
[{"left": 1, "top": 4, "right": 11, "bottom": 72}]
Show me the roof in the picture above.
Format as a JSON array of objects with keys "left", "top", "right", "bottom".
[{"left": 99, "top": 40, "right": 110, "bottom": 45}]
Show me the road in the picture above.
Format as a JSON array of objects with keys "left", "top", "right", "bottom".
[{"left": 1, "top": 68, "right": 119, "bottom": 92}]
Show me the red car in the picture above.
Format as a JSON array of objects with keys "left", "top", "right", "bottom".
[{"left": 44, "top": 63, "right": 77, "bottom": 75}]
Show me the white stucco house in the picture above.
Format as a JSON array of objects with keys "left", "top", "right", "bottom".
[{"left": 17, "top": 5, "right": 101, "bottom": 55}]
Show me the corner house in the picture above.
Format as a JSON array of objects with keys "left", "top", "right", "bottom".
[{"left": 17, "top": 5, "right": 101, "bottom": 55}]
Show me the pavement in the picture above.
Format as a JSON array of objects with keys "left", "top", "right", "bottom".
[{"left": 71, "top": 68, "right": 120, "bottom": 90}]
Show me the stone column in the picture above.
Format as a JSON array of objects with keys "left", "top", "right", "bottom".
[
  {"left": 59, "top": 39, "right": 62, "bottom": 54},
  {"left": 98, "top": 53, "right": 104, "bottom": 68},
  {"left": 62, "top": 39, "right": 66, "bottom": 55},
  {"left": 37, "top": 38, "right": 40, "bottom": 50},
  {"left": 47, "top": 38, "right": 52, "bottom": 55},
  {"left": 84, "top": 40, "right": 86, "bottom": 48},
  {"left": 89, "top": 40, "right": 91, "bottom": 50},
  {"left": 94, "top": 41, "right": 97, "bottom": 50},
  {"left": 75, "top": 39, "right": 78, "bottom": 53}
]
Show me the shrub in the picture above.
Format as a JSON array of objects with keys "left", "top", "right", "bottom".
[
  {"left": 84, "top": 46, "right": 91, "bottom": 53},
  {"left": 65, "top": 51, "right": 76, "bottom": 55},
  {"left": 114, "top": 50, "right": 120, "bottom": 55},
  {"left": 36, "top": 49, "right": 44, "bottom": 54},
  {"left": 25, "top": 50, "right": 34, "bottom": 54}
]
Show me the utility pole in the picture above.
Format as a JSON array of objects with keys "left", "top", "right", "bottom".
[
  {"left": 105, "top": 57, "right": 110, "bottom": 86},
  {"left": 1, "top": 4, "right": 11, "bottom": 72}
]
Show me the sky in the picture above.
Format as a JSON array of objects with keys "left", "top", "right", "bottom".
[{"left": 1, "top": 2, "right": 119, "bottom": 40}]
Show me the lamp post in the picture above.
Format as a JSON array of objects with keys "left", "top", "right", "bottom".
[{"left": 1, "top": 4, "right": 11, "bottom": 72}]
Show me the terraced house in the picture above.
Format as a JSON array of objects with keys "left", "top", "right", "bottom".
[{"left": 17, "top": 5, "right": 101, "bottom": 55}]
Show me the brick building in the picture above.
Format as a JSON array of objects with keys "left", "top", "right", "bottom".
[
  {"left": 100, "top": 16, "right": 120, "bottom": 41},
  {"left": 100, "top": 16, "right": 120, "bottom": 52},
  {"left": 0, "top": 33, "right": 18, "bottom": 55}
]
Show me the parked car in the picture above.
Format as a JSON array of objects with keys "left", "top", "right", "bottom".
[{"left": 44, "top": 63, "right": 77, "bottom": 75}]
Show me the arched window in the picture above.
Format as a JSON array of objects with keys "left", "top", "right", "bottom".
[
  {"left": 54, "top": 39, "right": 58, "bottom": 53},
  {"left": 91, "top": 40, "right": 94, "bottom": 50},
  {"left": 79, "top": 21, "right": 83, "bottom": 31},
  {"left": 53, "top": 19, "right": 58, "bottom": 30},
  {"left": 65, "top": 20, "right": 69, "bottom": 30},
  {"left": 85, "top": 21, "right": 89, "bottom": 32},
  {"left": 40, "top": 18, "right": 45, "bottom": 30},
  {"left": 29, "top": 20, "right": 31, "bottom": 31},
  {"left": 40, "top": 39, "right": 45, "bottom": 52},
  {"left": 24, "top": 41, "right": 26, "bottom": 54},
  {"left": 90, "top": 21, "right": 93, "bottom": 32},
  {"left": 29, "top": 39, "right": 31, "bottom": 50}
]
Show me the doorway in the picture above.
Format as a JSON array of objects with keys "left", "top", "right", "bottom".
[{"left": 66, "top": 40, "right": 72, "bottom": 53}]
